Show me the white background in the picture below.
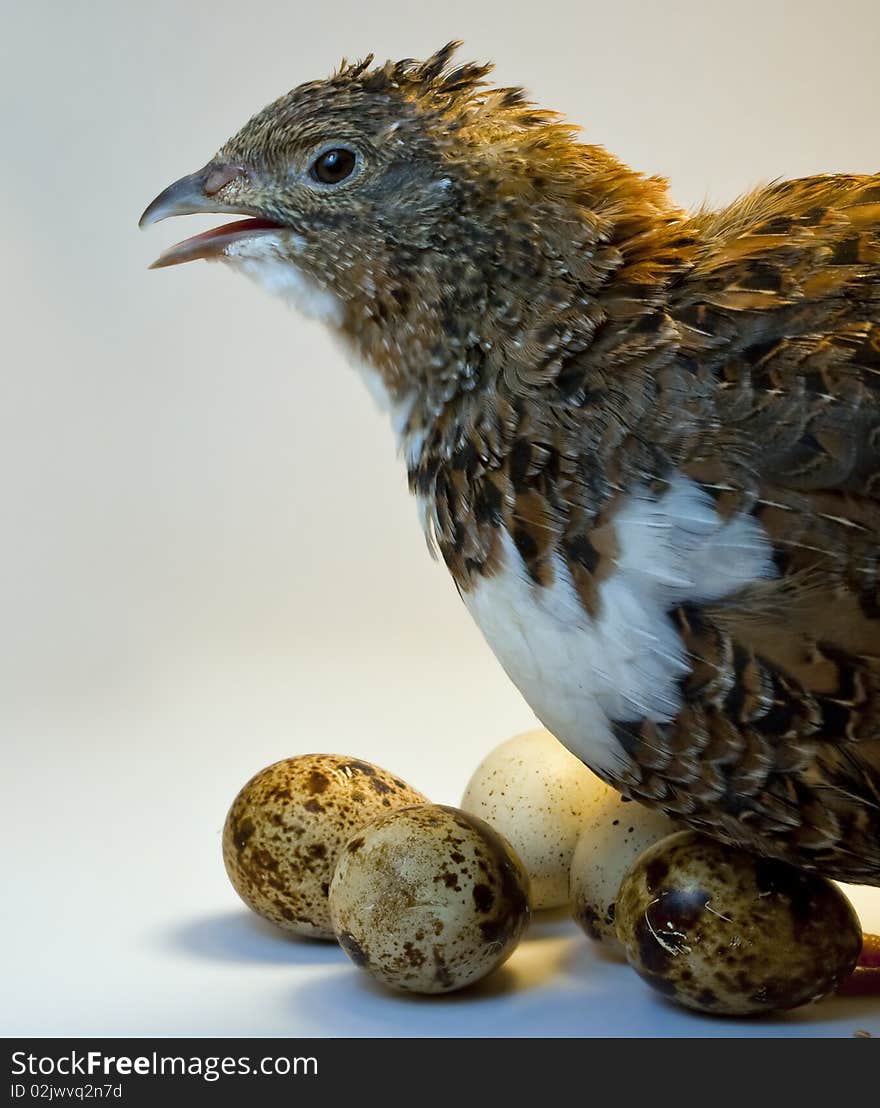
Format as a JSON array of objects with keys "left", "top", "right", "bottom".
[{"left": 2, "top": 0, "right": 879, "bottom": 1037}]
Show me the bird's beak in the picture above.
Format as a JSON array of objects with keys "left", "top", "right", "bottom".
[{"left": 139, "top": 162, "right": 283, "bottom": 269}]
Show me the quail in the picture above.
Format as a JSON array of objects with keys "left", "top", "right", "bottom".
[{"left": 141, "top": 43, "right": 880, "bottom": 885}]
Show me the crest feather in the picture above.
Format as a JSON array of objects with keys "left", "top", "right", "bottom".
[{"left": 333, "top": 41, "right": 563, "bottom": 134}]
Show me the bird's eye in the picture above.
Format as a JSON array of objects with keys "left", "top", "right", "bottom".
[{"left": 309, "top": 147, "right": 358, "bottom": 186}]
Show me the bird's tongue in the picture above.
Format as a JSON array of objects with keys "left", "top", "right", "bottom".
[{"left": 149, "top": 217, "right": 282, "bottom": 269}]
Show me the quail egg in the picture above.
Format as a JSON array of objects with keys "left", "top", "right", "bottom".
[
  {"left": 570, "top": 791, "right": 679, "bottom": 949},
  {"left": 615, "top": 830, "right": 862, "bottom": 1015},
  {"left": 461, "top": 728, "right": 607, "bottom": 909},
  {"left": 329, "top": 804, "right": 531, "bottom": 993},
  {"left": 222, "top": 754, "right": 427, "bottom": 939}
]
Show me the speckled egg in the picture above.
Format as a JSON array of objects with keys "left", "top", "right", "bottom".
[
  {"left": 570, "top": 790, "right": 679, "bottom": 949},
  {"left": 615, "top": 831, "right": 862, "bottom": 1016},
  {"left": 461, "top": 728, "right": 608, "bottom": 909},
  {"left": 222, "top": 754, "right": 427, "bottom": 939},
  {"left": 329, "top": 804, "right": 531, "bottom": 993}
]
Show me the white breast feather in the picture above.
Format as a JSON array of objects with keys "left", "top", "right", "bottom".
[
  {"left": 461, "top": 472, "right": 776, "bottom": 774},
  {"left": 223, "top": 234, "right": 345, "bottom": 326}
]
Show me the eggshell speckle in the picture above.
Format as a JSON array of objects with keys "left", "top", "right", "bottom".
[
  {"left": 222, "top": 754, "right": 427, "bottom": 939},
  {"left": 461, "top": 728, "right": 606, "bottom": 909},
  {"left": 329, "top": 804, "right": 531, "bottom": 993},
  {"left": 615, "top": 830, "right": 863, "bottom": 1015},
  {"left": 570, "top": 790, "right": 678, "bottom": 949}
]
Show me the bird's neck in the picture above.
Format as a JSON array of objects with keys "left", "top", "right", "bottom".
[{"left": 338, "top": 154, "right": 692, "bottom": 476}]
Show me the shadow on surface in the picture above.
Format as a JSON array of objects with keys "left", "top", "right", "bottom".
[
  {"left": 284, "top": 927, "right": 880, "bottom": 1038},
  {"left": 162, "top": 910, "right": 878, "bottom": 1037},
  {"left": 163, "top": 909, "right": 347, "bottom": 966},
  {"left": 286, "top": 932, "right": 612, "bottom": 1036}
]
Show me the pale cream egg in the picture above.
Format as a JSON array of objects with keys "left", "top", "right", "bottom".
[
  {"left": 570, "top": 789, "right": 679, "bottom": 949},
  {"left": 462, "top": 728, "right": 607, "bottom": 909}
]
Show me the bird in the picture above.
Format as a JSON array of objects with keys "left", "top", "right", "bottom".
[{"left": 140, "top": 42, "right": 880, "bottom": 886}]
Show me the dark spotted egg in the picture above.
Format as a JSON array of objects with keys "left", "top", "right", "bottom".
[
  {"left": 329, "top": 804, "right": 531, "bottom": 993},
  {"left": 615, "top": 830, "right": 862, "bottom": 1016},
  {"left": 222, "top": 754, "right": 427, "bottom": 939}
]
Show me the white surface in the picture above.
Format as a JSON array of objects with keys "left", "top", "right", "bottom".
[{"left": 2, "top": 0, "right": 879, "bottom": 1038}]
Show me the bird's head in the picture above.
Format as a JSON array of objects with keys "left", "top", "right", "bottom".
[
  {"left": 143, "top": 45, "right": 485, "bottom": 304},
  {"left": 141, "top": 42, "right": 677, "bottom": 444}
]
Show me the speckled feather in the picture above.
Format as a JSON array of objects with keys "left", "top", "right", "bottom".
[{"left": 147, "top": 44, "right": 880, "bottom": 884}]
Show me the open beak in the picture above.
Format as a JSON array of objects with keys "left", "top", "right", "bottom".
[{"left": 139, "top": 163, "right": 284, "bottom": 269}]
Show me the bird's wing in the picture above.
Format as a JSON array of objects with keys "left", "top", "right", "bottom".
[
  {"left": 618, "top": 176, "right": 880, "bottom": 880},
  {"left": 674, "top": 174, "right": 880, "bottom": 619},
  {"left": 678, "top": 174, "right": 880, "bottom": 499}
]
